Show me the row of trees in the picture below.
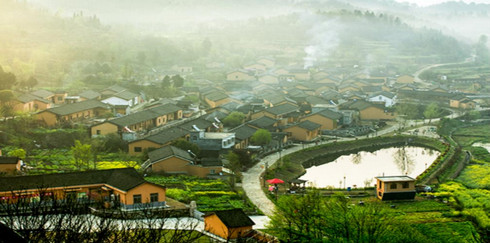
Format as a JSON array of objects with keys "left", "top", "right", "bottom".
[{"left": 268, "top": 191, "right": 431, "bottom": 242}]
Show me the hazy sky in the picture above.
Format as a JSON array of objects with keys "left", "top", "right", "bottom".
[{"left": 396, "top": 0, "right": 490, "bottom": 6}]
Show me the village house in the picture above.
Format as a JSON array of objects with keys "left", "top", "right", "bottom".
[
  {"left": 283, "top": 120, "right": 321, "bottom": 142},
  {"left": 258, "top": 74, "right": 279, "bottom": 84},
  {"left": 189, "top": 130, "right": 235, "bottom": 151},
  {"left": 256, "top": 57, "right": 275, "bottom": 68},
  {"left": 449, "top": 95, "right": 477, "bottom": 109},
  {"left": 35, "top": 100, "right": 112, "bottom": 126},
  {"left": 204, "top": 208, "right": 255, "bottom": 240},
  {"left": 142, "top": 145, "right": 222, "bottom": 178},
  {"left": 100, "top": 85, "right": 127, "bottom": 98},
  {"left": 375, "top": 176, "right": 416, "bottom": 201},
  {"left": 226, "top": 70, "right": 255, "bottom": 81},
  {"left": 0, "top": 168, "right": 167, "bottom": 210},
  {"left": 203, "top": 91, "right": 231, "bottom": 109},
  {"left": 230, "top": 124, "right": 258, "bottom": 149},
  {"left": 251, "top": 103, "right": 300, "bottom": 126},
  {"left": 101, "top": 90, "right": 141, "bottom": 112},
  {"left": 339, "top": 100, "right": 395, "bottom": 121},
  {"left": 367, "top": 91, "right": 397, "bottom": 107},
  {"left": 247, "top": 116, "right": 279, "bottom": 132},
  {"left": 78, "top": 90, "right": 102, "bottom": 101},
  {"left": 0, "top": 157, "right": 23, "bottom": 175},
  {"left": 263, "top": 94, "right": 297, "bottom": 108},
  {"left": 30, "top": 89, "right": 55, "bottom": 103},
  {"left": 300, "top": 109, "right": 343, "bottom": 130},
  {"left": 90, "top": 103, "right": 183, "bottom": 137},
  {"left": 12, "top": 93, "right": 52, "bottom": 113}
]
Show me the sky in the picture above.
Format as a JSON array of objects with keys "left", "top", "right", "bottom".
[{"left": 396, "top": 0, "right": 490, "bottom": 6}]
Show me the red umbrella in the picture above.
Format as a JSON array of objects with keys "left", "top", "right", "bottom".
[{"left": 267, "top": 178, "right": 285, "bottom": 184}]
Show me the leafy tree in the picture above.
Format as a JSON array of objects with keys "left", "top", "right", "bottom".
[
  {"left": 222, "top": 111, "right": 245, "bottom": 128},
  {"left": 161, "top": 75, "right": 171, "bottom": 88},
  {"left": 465, "top": 110, "right": 481, "bottom": 121},
  {"left": 172, "top": 74, "right": 184, "bottom": 87},
  {"left": 26, "top": 76, "right": 38, "bottom": 91},
  {"left": 7, "top": 148, "right": 26, "bottom": 160},
  {"left": 0, "top": 90, "right": 15, "bottom": 104},
  {"left": 251, "top": 129, "right": 271, "bottom": 147},
  {"left": 423, "top": 102, "right": 441, "bottom": 124},
  {"left": 396, "top": 103, "right": 419, "bottom": 120},
  {"left": 0, "top": 66, "right": 16, "bottom": 90},
  {"left": 71, "top": 140, "right": 93, "bottom": 170},
  {"left": 268, "top": 191, "right": 394, "bottom": 242}
]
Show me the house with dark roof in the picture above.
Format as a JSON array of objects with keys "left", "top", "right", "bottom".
[
  {"left": 300, "top": 108, "right": 343, "bottom": 130},
  {"left": 204, "top": 208, "right": 255, "bottom": 240},
  {"left": 226, "top": 69, "right": 256, "bottom": 81},
  {"left": 263, "top": 94, "right": 297, "bottom": 108},
  {"left": 247, "top": 116, "right": 278, "bottom": 131},
  {"left": 101, "top": 85, "right": 126, "bottom": 97},
  {"left": 0, "top": 157, "right": 22, "bottom": 175},
  {"left": 230, "top": 124, "right": 258, "bottom": 149},
  {"left": 78, "top": 90, "right": 102, "bottom": 101},
  {"left": 35, "top": 100, "right": 112, "bottom": 126},
  {"left": 449, "top": 95, "right": 476, "bottom": 109},
  {"left": 12, "top": 93, "right": 52, "bottom": 113},
  {"left": 90, "top": 103, "right": 183, "bottom": 137},
  {"left": 142, "top": 145, "right": 222, "bottom": 178},
  {"left": 203, "top": 91, "right": 231, "bottom": 108},
  {"left": 283, "top": 120, "right": 321, "bottom": 142},
  {"left": 251, "top": 103, "right": 300, "bottom": 126},
  {"left": 128, "top": 127, "right": 189, "bottom": 156},
  {"left": 0, "top": 168, "right": 167, "bottom": 210},
  {"left": 339, "top": 100, "right": 395, "bottom": 121}
]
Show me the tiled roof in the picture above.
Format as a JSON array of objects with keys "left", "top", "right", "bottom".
[
  {"left": 78, "top": 90, "right": 101, "bottom": 100},
  {"left": 104, "top": 85, "right": 126, "bottom": 93},
  {"left": 144, "top": 127, "right": 189, "bottom": 145},
  {"left": 205, "top": 91, "right": 229, "bottom": 102},
  {"left": 0, "top": 168, "right": 150, "bottom": 192},
  {"left": 264, "top": 103, "right": 298, "bottom": 116},
  {"left": 369, "top": 91, "right": 396, "bottom": 99},
  {"left": 113, "top": 90, "right": 138, "bottom": 100},
  {"left": 310, "top": 109, "right": 343, "bottom": 120},
  {"left": 205, "top": 208, "right": 255, "bottom": 228},
  {"left": 42, "top": 100, "right": 110, "bottom": 116},
  {"left": 179, "top": 118, "right": 213, "bottom": 132},
  {"left": 148, "top": 145, "right": 193, "bottom": 164},
  {"left": 16, "top": 93, "right": 50, "bottom": 104},
  {"left": 230, "top": 124, "right": 258, "bottom": 140},
  {"left": 31, "top": 89, "right": 54, "bottom": 99},
  {"left": 108, "top": 103, "right": 182, "bottom": 127},
  {"left": 294, "top": 120, "right": 322, "bottom": 131},
  {"left": 247, "top": 116, "right": 277, "bottom": 129}
]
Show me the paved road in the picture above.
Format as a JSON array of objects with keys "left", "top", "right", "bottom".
[{"left": 241, "top": 114, "right": 459, "bottom": 217}]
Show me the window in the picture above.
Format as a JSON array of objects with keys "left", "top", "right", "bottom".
[
  {"left": 96, "top": 130, "right": 101, "bottom": 135},
  {"left": 150, "top": 193, "right": 158, "bottom": 203},
  {"left": 210, "top": 169, "right": 216, "bottom": 174},
  {"left": 390, "top": 183, "right": 397, "bottom": 189},
  {"left": 378, "top": 183, "right": 381, "bottom": 189},
  {"left": 134, "top": 147, "right": 142, "bottom": 153},
  {"left": 402, "top": 182, "right": 409, "bottom": 188},
  {"left": 57, "top": 96, "right": 63, "bottom": 101},
  {"left": 133, "top": 194, "right": 142, "bottom": 204}
]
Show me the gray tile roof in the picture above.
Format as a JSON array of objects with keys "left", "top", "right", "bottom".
[
  {"left": 108, "top": 103, "right": 182, "bottom": 127},
  {"left": 230, "top": 124, "right": 258, "bottom": 140},
  {"left": 0, "top": 157, "right": 20, "bottom": 164},
  {"left": 113, "top": 90, "right": 138, "bottom": 100},
  {"left": 144, "top": 127, "right": 189, "bottom": 145},
  {"left": 78, "top": 90, "right": 101, "bottom": 100},
  {"left": 42, "top": 100, "right": 110, "bottom": 116},
  {"left": 205, "top": 91, "right": 229, "bottom": 102},
  {"left": 263, "top": 103, "right": 298, "bottom": 116},
  {"left": 205, "top": 209, "right": 255, "bottom": 228},
  {"left": 296, "top": 120, "right": 322, "bottom": 131},
  {"left": 0, "top": 168, "right": 150, "bottom": 192},
  {"left": 16, "top": 93, "right": 50, "bottom": 104},
  {"left": 148, "top": 145, "right": 193, "bottom": 164},
  {"left": 247, "top": 116, "right": 277, "bottom": 129},
  {"left": 31, "top": 89, "right": 54, "bottom": 99},
  {"left": 310, "top": 109, "right": 343, "bottom": 120}
]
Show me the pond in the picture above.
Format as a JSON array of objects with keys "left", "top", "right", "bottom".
[{"left": 299, "top": 146, "right": 439, "bottom": 189}]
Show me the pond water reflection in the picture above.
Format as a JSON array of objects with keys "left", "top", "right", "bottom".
[{"left": 299, "top": 146, "right": 439, "bottom": 189}]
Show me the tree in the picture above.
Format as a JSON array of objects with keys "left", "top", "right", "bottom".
[
  {"left": 423, "top": 102, "right": 441, "bottom": 124},
  {"left": 71, "top": 140, "right": 92, "bottom": 170},
  {"left": 172, "top": 75, "right": 184, "bottom": 87},
  {"left": 222, "top": 111, "right": 245, "bottom": 128},
  {"left": 7, "top": 148, "right": 26, "bottom": 160},
  {"left": 251, "top": 129, "right": 272, "bottom": 148},
  {"left": 0, "top": 66, "right": 17, "bottom": 90},
  {"left": 26, "top": 76, "right": 38, "bottom": 91},
  {"left": 268, "top": 191, "right": 394, "bottom": 242},
  {"left": 0, "top": 90, "right": 15, "bottom": 118},
  {"left": 161, "top": 75, "right": 171, "bottom": 88}
]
